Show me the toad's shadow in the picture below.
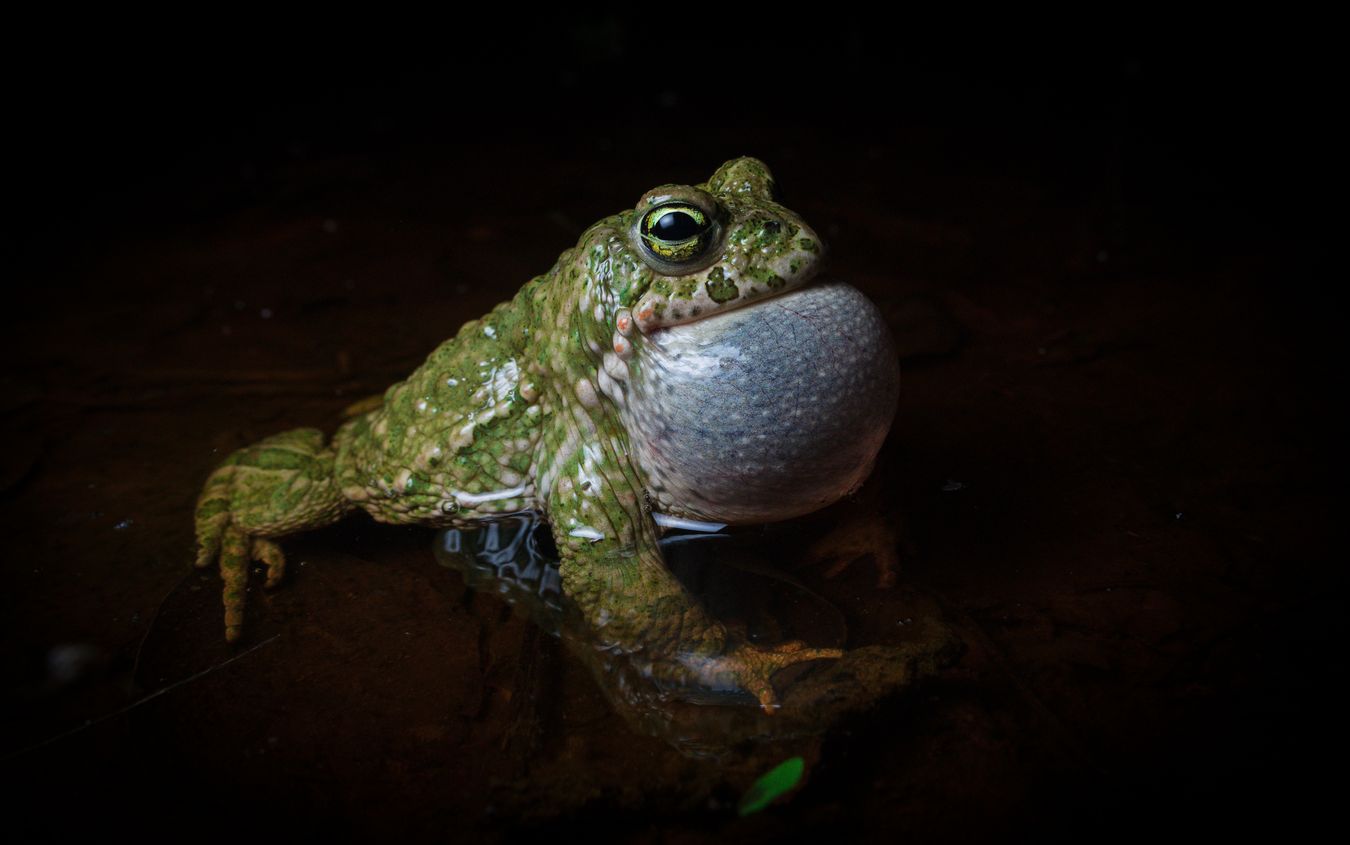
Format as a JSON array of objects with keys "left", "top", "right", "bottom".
[{"left": 435, "top": 515, "right": 961, "bottom": 756}]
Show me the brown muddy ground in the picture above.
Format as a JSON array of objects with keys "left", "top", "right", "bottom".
[{"left": 2, "top": 29, "right": 1339, "bottom": 843}]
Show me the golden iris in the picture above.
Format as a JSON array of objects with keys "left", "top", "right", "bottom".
[{"left": 639, "top": 203, "right": 712, "bottom": 264}]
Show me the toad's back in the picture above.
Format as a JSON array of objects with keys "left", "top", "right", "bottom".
[{"left": 334, "top": 301, "right": 545, "bottom": 524}]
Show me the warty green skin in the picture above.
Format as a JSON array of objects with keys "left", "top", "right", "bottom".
[{"left": 195, "top": 158, "right": 841, "bottom": 709}]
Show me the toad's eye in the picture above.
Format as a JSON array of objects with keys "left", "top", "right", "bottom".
[{"left": 639, "top": 203, "right": 714, "bottom": 264}]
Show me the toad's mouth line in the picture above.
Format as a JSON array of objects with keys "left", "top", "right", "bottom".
[{"left": 638, "top": 268, "right": 826, "bottom": 337}]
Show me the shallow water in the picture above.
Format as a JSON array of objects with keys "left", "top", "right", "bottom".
[{"left": 2, "top": 93, "right": 1336, "bottom": 840}]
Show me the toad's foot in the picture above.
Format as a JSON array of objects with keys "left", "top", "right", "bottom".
[
  {"left": 193, "top": 428, "right": 351, "bottom": 642},
  {"left": 195, "top": 529, "right": 291, "bottom": 642},
  {"left": 679, "top": 641, "right": 844, "bottom": 714}
]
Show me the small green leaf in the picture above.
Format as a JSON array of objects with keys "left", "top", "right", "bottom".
[{"left": 737, "top": 756, "right": 806, "bottom": 817}]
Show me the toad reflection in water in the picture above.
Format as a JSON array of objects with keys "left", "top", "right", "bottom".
[
  {"left": 435, "top": 514, "right": 957, "bottom": 753},
  {"left": 194, "top": 158, "right": 957, "bottom": 728}
]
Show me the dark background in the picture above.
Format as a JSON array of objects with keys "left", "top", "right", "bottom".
[
  {"left": 11, "top": 20, "right": 1337, "bottom": 254},
  {"left": 3, "top": 15, "right": 1342, "bottom": 842}
]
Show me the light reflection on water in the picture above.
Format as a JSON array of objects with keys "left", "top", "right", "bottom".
[{"left": 434, "top": 513, "right": 845, "bottom": 648}]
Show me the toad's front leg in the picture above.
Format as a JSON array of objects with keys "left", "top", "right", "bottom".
[
  {"left": 194, "top": 427, "right": 354, "bottom": 642},
  {"left": 558, "top": 533, "right": 842, "bottom": 713},
  {"left": 544, "top": 426, "right": 840, "bottom": 712}
]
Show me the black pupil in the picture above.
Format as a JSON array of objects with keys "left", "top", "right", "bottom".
[{"left": 651, "top": 210, "right": 702, "bottom": 241}]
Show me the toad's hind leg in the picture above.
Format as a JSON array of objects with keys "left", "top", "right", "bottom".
[{"left": 194, "top": 428, "right": 353, "bottom": 642}]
